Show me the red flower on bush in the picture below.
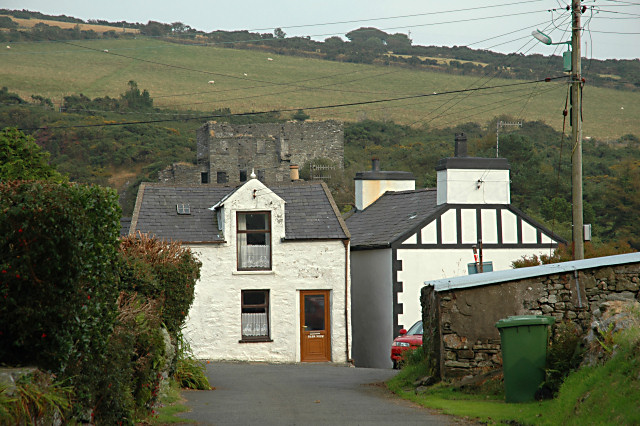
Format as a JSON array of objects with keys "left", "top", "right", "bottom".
[{"left": 41, "top": 333, "right": 46, "bottom": 338}]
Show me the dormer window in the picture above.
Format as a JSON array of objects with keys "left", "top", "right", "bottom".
[
  {"left": 237, "top": 212, "right": 271, "bottom": 270},
  {"left": 177, "top": 204, "right": 191, "bottom": 215}
]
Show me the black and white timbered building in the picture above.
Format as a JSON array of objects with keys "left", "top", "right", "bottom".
[{"left": 346, "top": 134, "right": 565, "bottom": 368}]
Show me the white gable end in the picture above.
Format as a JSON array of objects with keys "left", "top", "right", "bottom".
[
  {"left": 501, "top": 210, "right": 518, "bottom": 244},
  {"left": 402, "top": 234, "right": 417, "bottom": 245},
  {"left": 421, "top": 221, "right": 437, "bottom": 244}
]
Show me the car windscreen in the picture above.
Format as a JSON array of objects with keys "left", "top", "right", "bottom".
[{"left": 406, "top": 321, "right": 423, "bottom": 335}]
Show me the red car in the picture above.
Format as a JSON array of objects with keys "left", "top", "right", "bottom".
[{"left": 391, "top": 320, "right": 423, "bottom": 369}]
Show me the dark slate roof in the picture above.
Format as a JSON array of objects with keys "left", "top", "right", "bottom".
[
  {"left": 130, "top": 181, "right": 348, "bottom": 243},
  {"left": 120, "top": 217, "right": 131, "bottom": 237},
  {"left": 346, "top": 188, "right": 440, "bottom": 248},
  {"left": 131, "top": 185, "right": 233, "bottom": 243},
  {"left": 272, "top": 184, "right": 349, "bottom": 240}
]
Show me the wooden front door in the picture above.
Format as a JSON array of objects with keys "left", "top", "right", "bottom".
[{"left": 300, "top": 290, "right": 331, "bottom": 362}]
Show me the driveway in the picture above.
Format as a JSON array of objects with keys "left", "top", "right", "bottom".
[{"left": 179, "top": 362, "right": 469, "bottom": 425}]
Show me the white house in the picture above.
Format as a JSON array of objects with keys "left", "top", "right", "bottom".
[
  {"left": 129, "top": 177, "right": 351, "bottom": 363},
  {"left": 346, "top": 134, "right": 565, "bottom": 368}
]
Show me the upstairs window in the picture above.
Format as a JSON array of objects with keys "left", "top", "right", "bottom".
[
  {"left": 201, "top": 172, "right": 209, "bottom": 184},
  {"left": 217, "top": 171, "right": 228, "bottom": 184},
  {"left": 237, "top": 212, "right": 271, "bottom": 270},
  {"left": 239, "top": 170, "right": 248, "bottom": 182},
  {"left": 176, "top": 204, "right": 190, "bottom": 215}
]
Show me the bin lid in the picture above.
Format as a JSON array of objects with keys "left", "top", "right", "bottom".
[{"left": 495, "top": 315, "right": 555, "bottom": 329}]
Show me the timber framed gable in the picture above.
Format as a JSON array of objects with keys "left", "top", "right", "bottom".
[{"left": 391, "top": 204, "right": 562, "bottom": 251}]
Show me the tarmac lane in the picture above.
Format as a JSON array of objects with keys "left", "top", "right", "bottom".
[{"left": 178, "top": 362, "right": 472, "bottom": 425}]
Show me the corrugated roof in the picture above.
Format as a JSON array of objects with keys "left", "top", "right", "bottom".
[
  {"left": 130, "top": 181, "right": 348, "bottom": 243},
  {"left": 346, "top": 188, "right": 439, "bottom": 248},
  {"left": 426, "top": 252, "right": 640, "bottom": 292}
]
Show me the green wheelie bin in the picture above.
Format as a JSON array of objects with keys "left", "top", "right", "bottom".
[{"left": 495, "top": 315, "right": 555, "bottom": 403}]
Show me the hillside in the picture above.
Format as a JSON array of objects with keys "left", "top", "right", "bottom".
[{"left": 1, "top": 37, "right": 639, "bottom": 140}]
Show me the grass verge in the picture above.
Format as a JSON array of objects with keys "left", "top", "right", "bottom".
[
  {"left": 388, "top": 316, "right": 640, "bottom": 425},
  {"left": 148, "top": 379, "right": 195, "bottom": 425}
]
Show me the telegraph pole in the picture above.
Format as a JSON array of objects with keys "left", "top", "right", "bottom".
[{"left": 571, "top": 0, "right": 584, "bottom": 259}]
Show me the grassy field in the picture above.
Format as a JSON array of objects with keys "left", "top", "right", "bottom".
[
  {"left": 1, "top": 37, "right": 638, "bottom": 139},
  {"left": 0, "top": 15, "right": 139, "bottom": 34}
]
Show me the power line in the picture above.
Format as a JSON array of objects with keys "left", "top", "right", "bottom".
[
  {"left": 408, "top": 14, "right": 570, "bottom": 127},
  {"left": 17, "top": 76, "right": 566, "bottom": 131},
  {"left": 245, "top": 0, "right": 545, "bottom": 32}
]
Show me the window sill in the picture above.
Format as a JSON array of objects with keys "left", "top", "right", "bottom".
[
  {"left": 239, "top": 338, "right": 273, "bottom": 343},
  {"left": 233, "top": 270, "right": 275, "bottom": 275}
]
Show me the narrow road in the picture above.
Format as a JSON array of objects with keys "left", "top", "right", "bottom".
[{"left": 179, "top": 362, "right": 468, "bottom": 425}]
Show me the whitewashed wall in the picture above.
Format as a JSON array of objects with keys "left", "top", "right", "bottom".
[
  {"left": 355, "top": 179, "right": 415, "bottom": 210},
  {"left": 437, "top": 169, "right": 510, "bottom": 205},
  {"left": 183, "top": 179, "right": 350, "bottom": 363},
  {"left": 350, "top": 249, "right": 394, "bottom": 369},
  {"left": 396, "top": 247, "right": 555, "bottom": 331}
]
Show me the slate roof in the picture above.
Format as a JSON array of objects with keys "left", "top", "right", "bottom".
[
  {"left": 129, "top": 181, "right": 349, "bottom": 243},
  {"left": 271, "top": 184, "right": 349, "bottom": 240},
  {"left": 346, "top": 188, "right": 440, "bottom": 248}
]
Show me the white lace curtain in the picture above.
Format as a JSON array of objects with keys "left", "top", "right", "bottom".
[
  {"left": 242, "top": 312, "right": 268, "bottom": 336},
  {"left": 239, "top": 244, "right": 270, "bottom": 268}
]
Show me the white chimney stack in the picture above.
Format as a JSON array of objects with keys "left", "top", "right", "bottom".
[
  {"left": 436, "top": 133, "right": 511, "bottom": 205},
  {"left": 354, "top": 158, "right": 415, "bottom": 211}
]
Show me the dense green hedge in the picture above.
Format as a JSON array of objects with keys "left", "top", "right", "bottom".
[
  {"left": 0, "top": 181, "right": 121, "bottom": 370},
  {"left": 1, "top": 133, "right": 204, "bottom": 423}
]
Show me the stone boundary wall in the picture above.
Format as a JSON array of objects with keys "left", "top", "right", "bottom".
[{"left": 421, "top": 261, "right": 640, "bottom": 379}]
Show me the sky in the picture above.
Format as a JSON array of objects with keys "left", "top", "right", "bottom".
[{"left": 2, "top": 0, "right": 639, "bottom": 60}]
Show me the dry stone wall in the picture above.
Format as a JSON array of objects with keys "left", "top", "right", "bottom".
[{"left": 421, "top": 261, "right": 640, "bottom": 379}]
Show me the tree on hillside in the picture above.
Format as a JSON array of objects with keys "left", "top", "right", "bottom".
[
  {"left": 346, "top": 27, "right": 389, "bottom": 44},
  {"left": 274, "top": 27, "right": 286, "bottom": 39},
  {"left": 120, "top": 80, "right": 153, "bottom": 110},
  {"left": 0, "top": 86, "right": 25, "bottom": 105},
  {"left": 0, "top": 127, "right": 66, "bottom": 182},
  {"left": 292, "top": 109, "right": 310, "bottom": 122},
  {"left": 171, "top": 21, "right": 191, "bottom": 34},
  {"left": 386, "top": 33, "right": 412, "bottom": 53}
]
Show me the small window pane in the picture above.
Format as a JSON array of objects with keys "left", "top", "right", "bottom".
[
  {"left": 244, "top": 291, "right": 266, "bottom": 306},
  {"left": 244, "top": 213, "right": 268, "bottom": 231},
  {"left": 240, "top": 170, "right": 247, "bottom": 182},
  {"left": 217, "top": 171, "right": 227, "bottom": 184},
  {"left": 201, "top": 172, "right": 209, "bottom": 184}
]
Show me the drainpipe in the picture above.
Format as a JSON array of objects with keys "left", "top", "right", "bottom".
[{"left": 343, "top": 239, "right": 351, "bottom": 364}]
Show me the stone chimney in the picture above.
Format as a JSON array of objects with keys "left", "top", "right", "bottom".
[
  {"left": 436, "top": 134, "right": 511, "bottom": 205},
  {"left": 454, "top": 133, "right": 467, "bottom": 157},
  {"left": 354, "top": 158, "right": 415, "bottom": 211}
]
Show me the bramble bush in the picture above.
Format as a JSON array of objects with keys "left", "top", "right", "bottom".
[{"left": 119, "top": 232, "right": 201, "bottom": 336}]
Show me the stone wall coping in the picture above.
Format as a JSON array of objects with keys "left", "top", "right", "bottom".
[{"left": 425, "top": 252, "right": 640, "bottom": 292}]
